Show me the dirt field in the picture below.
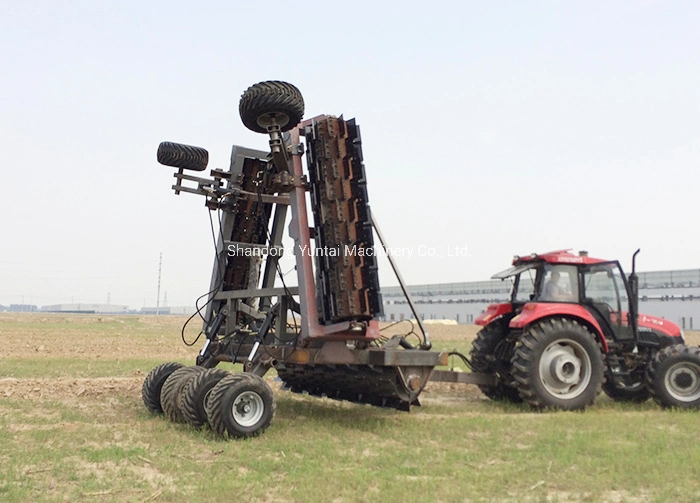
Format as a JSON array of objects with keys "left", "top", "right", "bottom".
[
  {"left": 2, "top": 313, "right": 700, "bottom": 502},
  {"left": 1, "top": 313, "right": 697, "bottom": 403}
]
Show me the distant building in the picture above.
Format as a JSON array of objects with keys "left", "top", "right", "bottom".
[
  {"left": 139, "top": 306, "right": 196, "bottom": 315},
  {"left": 40, "top": 303, "right": 129, "bottom": 314},
  {"left": 9, "top": 304, "right": 38, "bottom": 312},
  {"left": 381, "top": 268, "right": 700, "bottom": 329}
]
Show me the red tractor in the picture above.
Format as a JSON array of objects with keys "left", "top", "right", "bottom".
[{"left": 472, "top": 249, "right": 700, "bottom": 410}]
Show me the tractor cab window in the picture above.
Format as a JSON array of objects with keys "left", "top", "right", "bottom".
[
  {"left": 513, "top": 268, "right": 537, "bottom": 303},
  {"left": 537, "top": 265, "right": 579, "bottom": 303},
  {"left": 582, "top": 262, "right": 632, "bottom": 340}
]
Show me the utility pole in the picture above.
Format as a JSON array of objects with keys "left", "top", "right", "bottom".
[{"left": 156, "top": 253, "right": 162, "bottom": 316}]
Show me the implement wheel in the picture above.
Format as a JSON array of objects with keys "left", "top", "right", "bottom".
[
  {"left": 239, "top": 81, "right": 304, "bottom": 133},
  {"left": 206, "top": 373, "right": 276, "bottom": 438},
  {"left": 647, "top": 344, "right": 700, "bottom": 409},
  {"left": 157, "top": 142, "right": 209, "bottom": 171},
  {"left": 470, "top": 320, "right": 522, "bottom": 402},
  {"left": 160, "top": 366, "right": 205, "bottom": 423},
  {"left": 181, "top": 368, "right": 229, "bottom": 428},
  {"left": 142, "top": 362, "right": 184, "bottom": 414},
  {"left": 511, "top": 318, "right": 604, "bottom": 410}
]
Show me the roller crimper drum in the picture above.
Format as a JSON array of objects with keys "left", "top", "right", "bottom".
[{"left": 305, "top": 116, "right": 382, "bottom": 324}]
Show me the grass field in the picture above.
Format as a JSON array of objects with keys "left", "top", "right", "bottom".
[{"left": 2, "top": 313, "right": 700, "bottom": 502}]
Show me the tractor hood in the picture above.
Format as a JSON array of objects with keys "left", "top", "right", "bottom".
[{"left": 638, "top": 313, "right": 682, "bottom": 339}]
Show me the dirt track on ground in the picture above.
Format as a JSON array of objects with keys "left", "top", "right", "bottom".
[{"left": 1, "top": 313, "right": 698, "bottom": 402}]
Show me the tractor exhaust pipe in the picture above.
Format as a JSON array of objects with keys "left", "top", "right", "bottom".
[{"left": 629, "top": 249, "right": 641, "bottom": 344}]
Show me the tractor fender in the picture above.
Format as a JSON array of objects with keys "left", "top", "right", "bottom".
[
  {"left": 475, "top": 303, "right": 513, "bottom": 326},
  {"left": 509, "top": 303, "right": 609, "bottom": 353}
]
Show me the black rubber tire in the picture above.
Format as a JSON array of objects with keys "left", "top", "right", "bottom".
[
  {"left": 181, "top": 368, "right": 229, "bottom": 427},
  {"left": 647, "top": 344, "right": 700, "bottom": 409},
  {"left": 239, "top": 81, "right": 304, "bottom": 134},
  {"left": 602, "top": 373, "right": 650, "bottom": 402},
  {"left": 160, "top": 366, "right": 206, "bottom": 423},
  {"left": 205, "top": 373, "right": 276, "bottom": 438},
  {"left": 470, "top": 320, "right": 522, "bottom": 402},
  {"left": 157, "top": 142, "right": 209, "bottom": 171},
  {"left": 511, "top": 318, "right": 604, "bottom": 410},
  {"left": 142, "top": 362, "right": 185, "bottom": 414}
]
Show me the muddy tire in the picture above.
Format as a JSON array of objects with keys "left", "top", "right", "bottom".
[
  {"left": 142, "top": 362, "right": 185, "bottom": 414},
  {"left": 511, "top": 318, "right": 604, "bottom": 410},
  {"left": 470, "top": 320, "right": 522, "bottom": 402},
  {"left": 181, "top": 368, "right": 230, "bottom": 427},
  {"left": 239, "top": 81, "right": 304, "bottom": 133},
  {"left": 205, "top": 373, "right": 276, "bottom": 438},
  {"left": 157, "top": 142, "right": 209, "bottom": 171},
  {"left": 160, "top": 366, "right": 206, "bottom": 423},
  {"left": 647, "top": 344, "right": 700, "bottom": 409}
]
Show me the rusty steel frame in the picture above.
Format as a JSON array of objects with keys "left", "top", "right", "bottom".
[{"left": 159, "top": 111, "right": 472, "bottom": 410}]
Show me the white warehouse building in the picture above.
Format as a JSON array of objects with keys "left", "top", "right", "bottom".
[{"left": 381, "top": 269, "right": 700, "bottom": 330}]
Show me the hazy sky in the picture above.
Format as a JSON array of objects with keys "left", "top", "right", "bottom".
[{"left": 1, "top": 0, "right": 698, "bottom": 308}]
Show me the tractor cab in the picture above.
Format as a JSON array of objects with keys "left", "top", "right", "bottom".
[
  {"left": 479, "top": 249, "right": 683, "bottom": 349},
  {"left": 483, "top": 250, "right": 645, "bottom": 347}
]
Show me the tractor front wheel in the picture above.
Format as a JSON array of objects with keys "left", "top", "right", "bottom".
[
  {"left": 205, "top": 373, "right": 276, "bottom": 438},
  {"left": 647, "top": 344, "right": 700, "bottom": 409},
  {"left": 511, "top": 318, "right": 604, "bottom": 410}
]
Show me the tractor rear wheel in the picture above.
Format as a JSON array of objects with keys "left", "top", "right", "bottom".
[
  {"left": 470, "top": 320, "right": 522, "bottom": 402},
  {"left": 160, "top": 366, "right": 205, "bottom": 423},
  {"left": 142, "top": 362, "right": 184, "bottom": 414},
  {"left": 181, "top": 368, "right": 229, "bottom": 427},
  {"left": 205, "top": 373, "right": 276, "bottom": 438},
  {"left": 239, "top": 81, "right": 304, "bottom": 134},
  {"left": 647, "top": 344, "right": 700, "bottom": 409},
  {"left": 511, "top": 318, "right": 604, "bottom": 410}
]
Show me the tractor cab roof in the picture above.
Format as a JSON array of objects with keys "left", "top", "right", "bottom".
[
  {"left": 512, "top": 249, "right": 608, "bottom": 268},
  {"left": 491, "top": 250, "right": 609, "bottom": 280}
]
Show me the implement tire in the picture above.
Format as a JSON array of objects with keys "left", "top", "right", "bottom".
[
  {"left": 142, "top": 362, "right": 184, "bottom": 414},
  {"left": 206, "top": 373, "right": 276, "bottom": 438},
  {"left": 239, "top": 81, "right": 304, "bottom": 133},
  {"left": 511, "top": 318, "right": 604, "bottom": 410},
  {"left": 160, "top": 366, "right": 205, "bottom": 423},
  {"left": 181, "top": 368, "right": 229, "bottom": 427},
  {"left": 157, "top": 142, "right": 209, "bottom": 171}
]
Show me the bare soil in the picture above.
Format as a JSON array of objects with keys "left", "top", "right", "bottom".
[{"left": 1, "top": 313, "right": 698, "bottom": 402}]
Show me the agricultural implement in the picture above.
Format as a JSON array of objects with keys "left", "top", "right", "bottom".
[
  {"left": 142, "top": 81, "right": 461, "bottom": 438},
  {"left": 143, "top": 82, "right": 700, "bottom": 438}
]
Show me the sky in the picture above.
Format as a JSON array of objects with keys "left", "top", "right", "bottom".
[{"left": 1, "top": 0, "right": 699, "bottom": 309}]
